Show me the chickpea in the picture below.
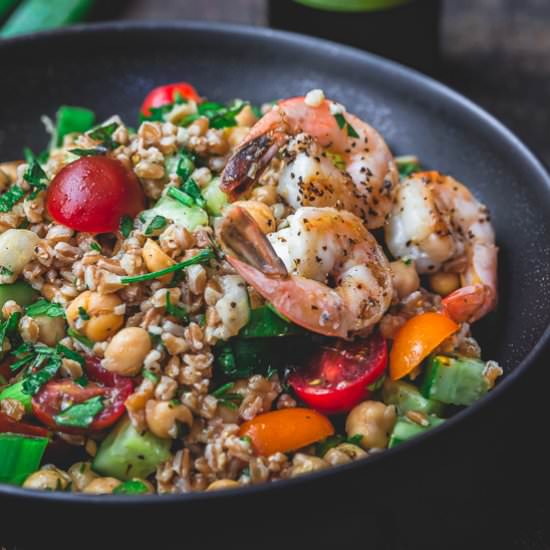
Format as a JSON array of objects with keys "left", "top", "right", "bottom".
[
  {"left": 390, "top": 260, "right": 420, "bottom": 299},
  {"left": 429, "top": 272, "right": 460, "bottom": 296},
  {"left": 345, "top": 401, "right": 397, "bottom": 450},
  {"left": 289, "top": 453, "right": 328, "bottom": 478},
  {"left": 206, "top": 479, "right": 240, "bottom": 491},
  {"left": 231, "top": 201, "right": 276, "bottom": 234},
  {"left": 34, "top": 315, "right": 66, "bottom": 347},
  {"left": 145, "top": 399, "right": 192, "bottom": 439},
  {"left": 102, "top": 327, "right": 152, "bottom": 376},
  {"left": 23, "top": 466, "right": 70, "bottom": 491},
  {"left": 68, "top": 461, "right": 98, "bottom": 492},
  {"left": 235, "top": 105, "right": 258, "bottom": 127},
  {"left": 142, "top": 238, "right": 174, "bottom": 284},
  {"left": 66, "top": 290, "right": 124, "bottom": 342},
  {"left": 83, "top": 477, "right": 122, "bottom": 494},
  {"left": 324, "top": 443, "right": 367, "bottom": 466}
]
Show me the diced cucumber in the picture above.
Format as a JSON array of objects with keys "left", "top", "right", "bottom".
[
  {"left": 93, "top": 416, "right": 171, "bottom": 481},
  {"left": 239, "top": 305, "right": 303, "bottom": 338},
  {"left": 0, "top": 380, "right": 32, "bottom": 413},
  {"left": 421, "top": 355, "right": 490, "bottom": 406},
  {"left": 388, "top": 415, "right": 445, "bottom": 448},
  {"left": 0, "top": 433, "right": 48, "bottom": 485},
  {"left": 0, "top": 281, "right": 38, "bottom": 311},
  {"left": 382, "top": 379, "right": 444, "bottom": 416},
  {"left": 202, "top": 177, "right": 228, "bottom": 216},
  {"left": 141, "top": 194, "right": 208, "bottom": 232}
]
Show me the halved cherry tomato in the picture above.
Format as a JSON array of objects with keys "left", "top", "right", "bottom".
[
  {"left": 0, "top": 412, "right": 49, "bottom": 438},
  {"left": 389, "top": 312, "right": 459, "bottom": 381},
  {"left": 288, "top": 333, "right": 387, "bottom": 415},
  {"left": 141, "top": 82, "right": 201, "bottom": 116},
  {"left": 32, "top": 358, "right": 134, "bottom": 434},
  {"left": 46, "top": 157, "right": 146, "bottom": 233},
  {"left": 239, "top": 408, "right": 334, "bottom": 456}
]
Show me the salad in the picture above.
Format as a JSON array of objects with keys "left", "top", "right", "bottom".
[{"left": 0, "top": 83, "right": 502, "bottom": 495}]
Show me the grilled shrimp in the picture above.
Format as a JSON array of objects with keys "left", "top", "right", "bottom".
[
  {"left": 218, "top": 205, "right": 393, "bottom": 339},
  {"left": 385, "top": 171, "right": 498, "bottom": 323},
  {"left": 220, "top": 91, "right": 398, "bottom": 229}
]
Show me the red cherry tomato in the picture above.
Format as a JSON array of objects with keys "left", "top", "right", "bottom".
[
  {"left": 288, "top": 333, "right": 387, "bottom": 415},
  {"left": 46, "top": 157, "right": 146, "bottom": 233},
  {"left": 141, "top": 82, "right": 201, "bottom": 116},
  {"left": 32, "top": 358, "right": 134, "bottom": 434},
  {"left": 0, "top": 412, "right": 50, "bottom": 438}
]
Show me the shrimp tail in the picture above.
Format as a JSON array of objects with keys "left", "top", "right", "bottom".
[
  {"left": 220, "top": 131, "right": 288, "bottom": 199},
  {"left": 442, "top": 284, "right": 496, "bottom": 323},
  {"left": 218, "top": 206, "right": 287, "bottom": 277},
  {"left": 226, "top": 256, "right": 351, "bottom": 339}
]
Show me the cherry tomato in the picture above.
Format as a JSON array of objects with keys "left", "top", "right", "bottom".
[
  {"left": 389, "top": 312, "right": 459, "bottom": 381},
  {"left": 46, "top": 157, "right": 146, "bottom": 233},
  {"left": 32, "top": 358, "right": 134, "bottom": 434},
  {"left": 0, "top": 412, "right": 50, "bottom": 438},
  {"left": 288, "top": 333, "right": 387, "bottom": 415},
  {"left": 239, "top": 408, "right": 334, "bottom": 456},
  {"left": 141, "top": 82, "right": 201, "bottom": 116}
]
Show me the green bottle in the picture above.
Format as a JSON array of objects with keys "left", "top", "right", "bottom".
[{"left": 268, "top": 0, "right": 441, "bottom": 74}]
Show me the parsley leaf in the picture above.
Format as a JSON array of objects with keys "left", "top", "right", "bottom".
[
  {"left": 68, "top": 327, "right": 94, "bottom": 349},
  {"left": 143, "top": 369, "right": 159, "bottom": 383},
  {"left": 90, "top": 242, "right": 101, "bottom": 253},
  {"left": 182, "top": 179, "right": 206, "bottom": 208},
  {"left": 22, "top": 358, "right": 61, "bottom": 395},
  {"left": 78, "top": 306, "right": 90, "bottom": 321},
  {"left": 0, "top": 266, "right": 13, "bottom": 277},
  {"left": 113, "top": 479, "right": 150, "bottom": 495},
  {"left": 144, "top": 215, "right": 167, "bottom": 236},
  {"left": 56, "top": 343, "right": 85, "bottom": 366},
  {"left": 165, "top": 294, "right": 189, "bottom": 323},
  {"left": 333, "top": 113, "right": 359, "bottom": 139},
  {"left": 26, "top": 299, "right": 65, "bottom": 318},
  {"left": 54, "top": 395, "right": 104, "bottom": 428},
  {"left": 120, "top": 215, "right": 133, "bottom": 238},
  {"left": 395, "top": 155, "right": 422, "bottom": 178},
  {"left": 69, "top": 147, "right": 108, "bottom": 157},
  {"left": 0, "top": 185, "right": 25, "bottom": 213},
  {"left": 88, "top": 122, "right": 119, "bottom": 150},
  {"left": 0, "top": 312, "right": 21, "bottom": 349}
]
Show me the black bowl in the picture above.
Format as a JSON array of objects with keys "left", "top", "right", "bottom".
[{"left": 1, "top": 22, "right": 550, "bottom": 549}]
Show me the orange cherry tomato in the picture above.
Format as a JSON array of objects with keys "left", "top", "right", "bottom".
[
  {"left": 389, "top": 312, "right": 459, "bottom": 381},
  {"left": 239, "top": 408, "right": 334, "bottom": 456}
]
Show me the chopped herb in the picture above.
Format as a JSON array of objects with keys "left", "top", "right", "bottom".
[
  {"left": 120, "top": 215, "right": 133, "bottom": 238},
  {"left": 144, "top": 215, "right": 167, "bottom": 236},
  {"left": 22, "top": 360, "right": 61, "bottom": 395},
  {"left": 75, "top": 374, "right": 88, "bottom": 387},
  {"left": 121, "top": 248, "right": 214, "bottom": 284},
  {"left": 165, "top": 293, "right": 189, "bottom": 323},
  {"left": 23, "top": 148, "right": 49, "bottom": 198},
  {"left": 240, "top": 435, "right": 252, "bottom": 445},
  {"left": 148, "top": 332, "right": 162, "bottom": 347},
  {"left": 88, "top": 122, "right": 119, "bottom": 150},
  {"left": 68, "top": 327, "right": 94, "bottom": 349},
  {"left": 211, "top": 382, "right": 235, "bottom": 398},
  {"left": 54, "top": 395, "right": 104, "bottom": 428},
  {"left": 315, "top": 434, "right": 365, "bottom": 457},
  {"left": 347, "top": 434, "right": 363, "bottom": 446},
  {"left": 0, "top": 312, "right": 21, "bottom": 349},
  {"left": 182, "top": 179, "right": 206, "bottom": 208},
  {"left": 266, "top": 365, "right": 278, "bottom": 380},
  {"left": 113, "top": 479, "right": 150, "bottom": 495},
  {"left": 395, "top": 155, "right": 422, "bottom": 178},
  {"left": 167, "top": 186, "right": 194, "bottom": 207},
  {"left": 78, "top": 307, "right": 90, "bottom": 321},
  {"left": 56, "top": 343, "right": 85, "bottom": 366},
  {"left": 196, "top": 313, "right": 206, "bottom": 328},
  {"left": 26, "top": 299, "right": 65, "bottom": 318},
  {"left": 69, "top": 147, "right": 108, "bottom": 157},
  {"left": 333, "top": 113, "right": 359, "bottom": 138},
  {"left": 0, "top": 266, "right": 13, "bottom": 277},
  {"left": 197, "top": 99, "right": 247, "bottom": 129},
  {"left": 143, "top": 370, "right": 159, "bottom": 383},
  {"left": 402, "top": 257, "right": 412, "bottom": 266},
  {"left": 0, "top": 185, "right": 25, "bottom": 213},
  {"left": 176, "top": 152, "right": 196, "bottom": 181}
]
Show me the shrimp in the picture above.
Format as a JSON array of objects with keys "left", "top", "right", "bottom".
[
  {"left": 220, "top": 92, "right": 399, "bottom": 229},
  {"left": 384, "top": 171, "right": 498, "bottom": 323},
  {"left": 218, "top": 205, "right": 393, "bottom": 339}
]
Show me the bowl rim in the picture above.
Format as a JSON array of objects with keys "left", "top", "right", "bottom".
[{"left": 1, "top": 19, "right": 549, "bottom": 505}]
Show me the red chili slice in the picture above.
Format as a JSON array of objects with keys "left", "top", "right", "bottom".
[{"left": 288, "top": 332, "right": 388, "bottom": 415}]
